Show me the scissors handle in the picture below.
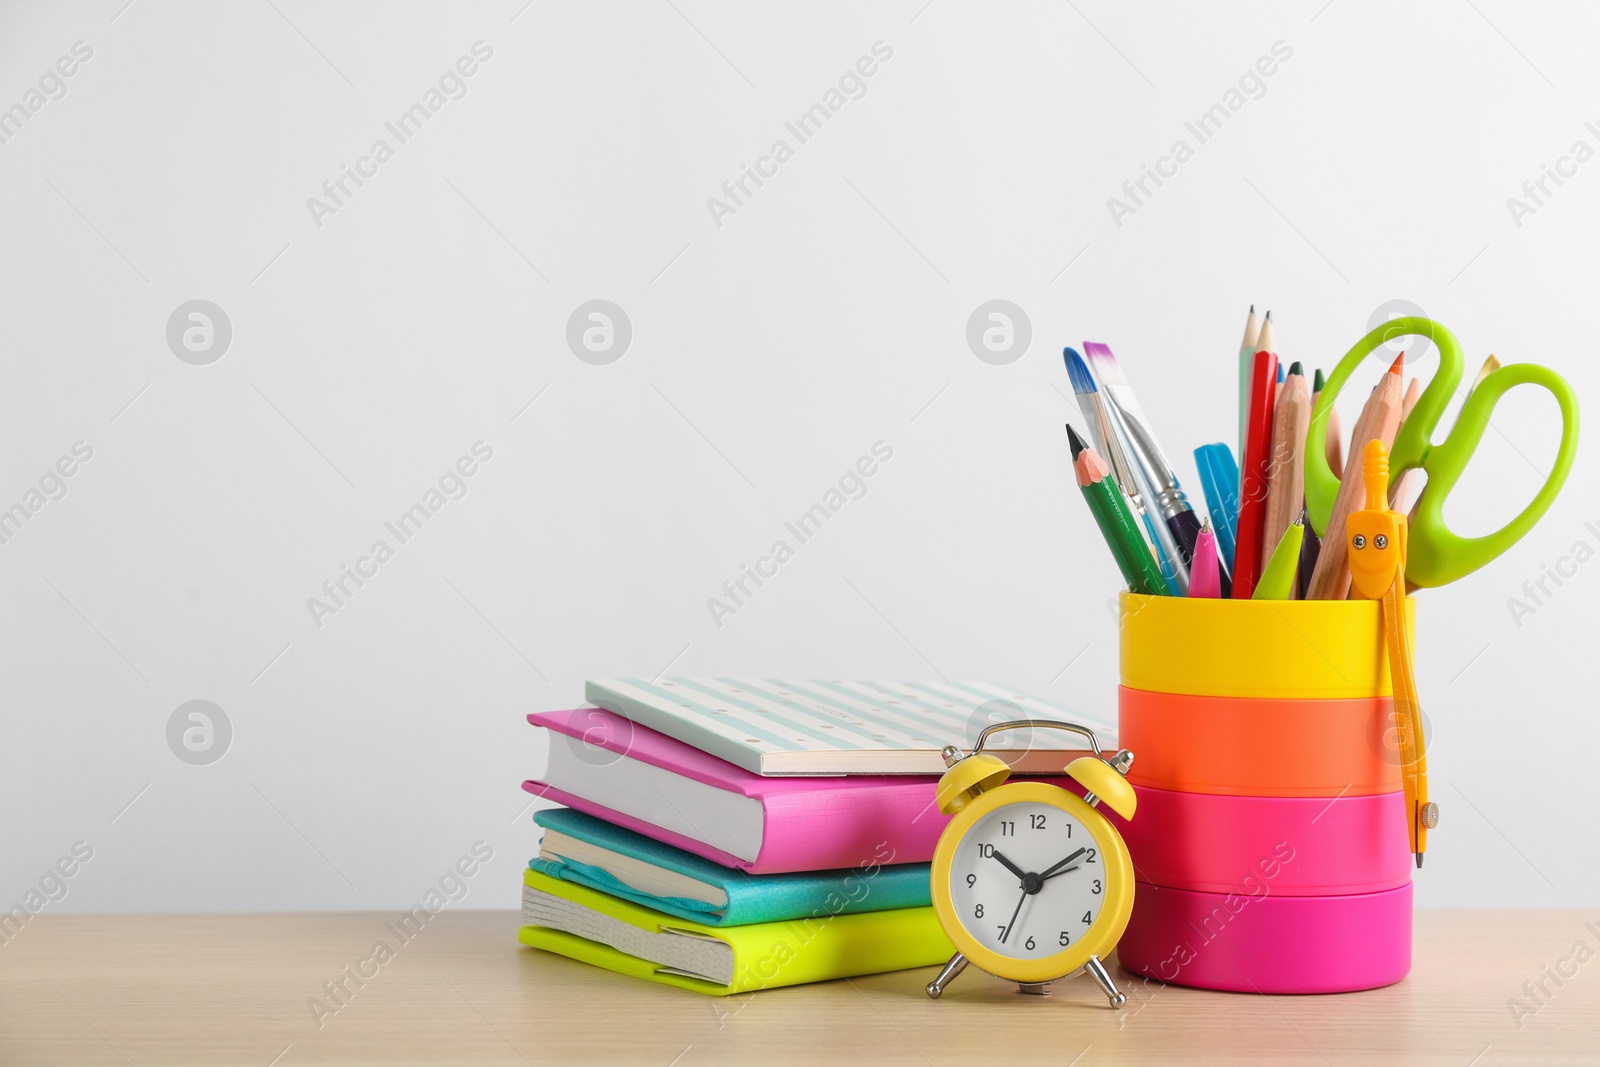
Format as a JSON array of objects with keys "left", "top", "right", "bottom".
[
  {"left": 1405, "top": 362, "right": 1580, "bottom": 588},
  {"left": 1305, "top": 317, "right": 1463, "bottom": 536}
]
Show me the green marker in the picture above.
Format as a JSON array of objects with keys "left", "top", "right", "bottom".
[{"left": 1068, "top": 424, "right": 1168, "bottom": 597}]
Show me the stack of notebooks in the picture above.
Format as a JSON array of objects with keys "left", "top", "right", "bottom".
[{"left": 518, "top": 678, "right": 1111, "bottom": 994}]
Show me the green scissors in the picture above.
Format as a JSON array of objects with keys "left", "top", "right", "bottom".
[{"left": 1305, "top": 316, "right": 1580, "bottom": 589}]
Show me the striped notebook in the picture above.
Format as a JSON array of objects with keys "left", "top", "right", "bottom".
[{"left": 582, "top": 678, "right": 1115, "bottom": 776}]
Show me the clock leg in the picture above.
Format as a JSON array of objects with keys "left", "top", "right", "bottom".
[
  {"left": 1084, "top": 954, "right": 1126, "bottom": 1009},
  {"left": 925, "top": 952, "right": 968, "bottom": 999}
]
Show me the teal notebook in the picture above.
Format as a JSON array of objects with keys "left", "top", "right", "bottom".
[{"left": 531, "top": 808, "right": 930, "bottom": 927}]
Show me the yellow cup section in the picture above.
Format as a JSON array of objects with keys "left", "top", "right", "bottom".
[{"left": 1117, "top": 592, "right": 1415, "bottom": 700}]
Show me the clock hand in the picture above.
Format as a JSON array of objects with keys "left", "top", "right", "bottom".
[
  {"left": 1040, "top": 864, "right": 1079, "bottom": 882},
  {"left": 999, "top": 887, "right": 1029, "bottom": 945},
  {"left": 1039, "top": 848, "right": 1086, "bottom": 880},
  {"left": 989, "top": 848, "right": 1028, "bottom": 884}
]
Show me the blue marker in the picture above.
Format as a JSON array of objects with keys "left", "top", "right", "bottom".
[{"left": 1194, "top": 443, "right": 1241, "bottom": 583}]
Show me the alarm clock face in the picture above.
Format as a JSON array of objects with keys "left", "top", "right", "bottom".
[{"left": 947, "top": 799, "right": 1110, "bottom": 960}]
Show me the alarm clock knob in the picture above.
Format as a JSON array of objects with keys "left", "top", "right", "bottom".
[
  {"left": 1064, "top": 756, "right": 1137, "bottom": 820},
  {"left": 933, "top": 753, "right": 1011, "bottom": 814}
]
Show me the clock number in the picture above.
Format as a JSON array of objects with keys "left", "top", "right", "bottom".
[
  {"left": 1092, "top": 879, "right": 1102, "bottom": 895},
  {"left": 976, "top": 844, "right": 995, "bottom": 858},
  {"left": 1059, "top": 931, "right": 1071, "bottom": 946},
  {"left": 1082, "top": 910, "right": 1093, "bottom": 924},
  {"left": 1085, "top": 848, "right": 1097, "bottom": 864},
  {"left": 1025, "top": 936, "right": 1036, "bottom": 950},
  {"left": 966, "top": 874, "right": 976, "bottom": 888},
  {"left": 1000, "top": 821, "right": 1015, "bottom": 836},
  {"left": 974, "top": 903, "right": 984, "bottom": 918},
  {"left": 1030, "top": 813, "right": 1046, "bottom": 829},
  {"left": 1065, "top": 824, "right": 1072, "bottom": 838}
]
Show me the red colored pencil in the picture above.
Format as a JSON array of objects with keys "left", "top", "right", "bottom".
[{"left": 1232, "top": 346, "right": 1278, "bottom": 597}]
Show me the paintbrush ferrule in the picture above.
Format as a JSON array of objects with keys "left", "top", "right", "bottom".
[
  {"left": 1097, "top": 395, "right": 1190, "bottom": 593},
  {"left": 1098, "top": 380, "right": 1192, "bottom": 522}
]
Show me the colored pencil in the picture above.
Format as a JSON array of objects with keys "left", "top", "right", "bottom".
[
  {"left": 1387, "top": 376, "right": 1423, "bottom": 510},
  {"left": 1083, "top": 343, "right": 1203, "bottom": 584},
  {"left": 1261, "top": 361, "right": 1310, "bottom": 576},
  {"left": 1253, "top": 519, "right": 1305, "bottom": 600},
  {"left": 1395, "top": 355, "right": 1500, "bottom": 517},
  {"left": 1306, "top": 353, "right": 1406, "bottom": 599},
  {"left": 1189, "top": 519, "right": 1222, "bottom": 598},
  {"left": 1238, "top": 306, "right": 1260, "bottom": 463},
  {"left": 1255, "top": 311, "right": 1275, "bottom": 369},
  {"left": 1399, "top": 354, "right": 1502, "bottom": 593},
  {"left": 1231, "top": 346, "right": 1279, "bottom": 597},
  {"left": 1067, "top": 424, "right": 1169, "bottom": 597},
  {"left": 1312, "top": 368, "right": 1343, "bottom": 476},
  {"left": 1307, "top": 364, "right": 1340, "bottom": 596},
  {"left": 1065, "top": 348, "right": 1179, "bottom": 594}
]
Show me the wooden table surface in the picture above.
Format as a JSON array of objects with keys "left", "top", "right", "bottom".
[{"left": 1, "top": 910, "right": 1595, "bottom": 1065}]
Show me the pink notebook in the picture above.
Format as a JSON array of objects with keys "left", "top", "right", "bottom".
[{"left": 525, "top": 708, "right": 953, "bottom": 874}]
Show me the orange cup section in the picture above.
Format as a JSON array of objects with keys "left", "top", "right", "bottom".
[{"left": 1118, "top": 686, "right": 1403, "bottom": 798}]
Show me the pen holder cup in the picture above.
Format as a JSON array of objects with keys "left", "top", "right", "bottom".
[{"left": 1106, "top": 592, "right": 1417, "bottom": 994}]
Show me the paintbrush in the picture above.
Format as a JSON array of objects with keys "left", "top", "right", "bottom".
[
  {"left": 1082, "top": 341, "right": 1203, "bottom": 583},
  {"left": 1064, "top": 348, "right": 1180, "bottom": 593}
]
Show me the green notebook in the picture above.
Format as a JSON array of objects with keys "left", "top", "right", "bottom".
[{"left": 519, "top": 868, "right": 952, "bottom": 995}]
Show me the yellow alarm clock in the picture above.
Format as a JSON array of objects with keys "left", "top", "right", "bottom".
[{"left": 925, "top": 719, "right": 1136, "bottom": 1005}]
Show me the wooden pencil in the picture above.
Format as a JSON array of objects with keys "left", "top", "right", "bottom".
[
  {"left": 1232, "top": 343, "right": 1279, "bottom": 598},
  {"left": 1261, "top": 362, "right": 1310, "bottom": 580},
  {"left": 1306, "top": 353, "right": 1406, "bottom": 599},
  {"left": 1399, "top": 355, "right": 1500, "bottom": 519},
  {"left": 1386, "top": 376, "right": 1423, "bottom": 510},
  {"left": 1237, "top": 306, "right": 1260, "bottom": 464},
  {"left": 1255, "top": 311, "right": 1276, "bottom": 371},
  {"left": 1232, "top": 311, "right": 1278, "bottom": 597},
  {"left": 1302, "top": 367, "right": 1330, "bottom": 590},
  {"left": 1312, "top": 368, "right": 1343, "bottom": 476},
  {"left": 1067, "top": 424, "right": 1169, "bottom": 597}
]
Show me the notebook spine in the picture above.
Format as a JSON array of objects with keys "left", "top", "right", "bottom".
[
  {"left": 755, "top": 780, "right": 946, "bottom": 872},
  {"left": 523, "top": 778, "right": 949, "bottom": 874},
  {"left": 523, "top": 780, "right": 757, "bottom": 870}
]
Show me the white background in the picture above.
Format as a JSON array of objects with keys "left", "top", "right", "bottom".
[{"left": 0, "top": 0, "right": 1593, "bottom": 915}]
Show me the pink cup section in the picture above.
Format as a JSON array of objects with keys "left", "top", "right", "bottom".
[
  {"left": 1107, "top": 783, "right": 1414, "bottom": 896},
  {"left": 1116, "top": 881, "right": 1412, "bottom": 993}
]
